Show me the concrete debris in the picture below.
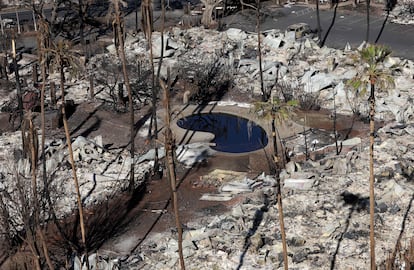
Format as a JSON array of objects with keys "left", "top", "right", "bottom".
[
  {"left": 303, "top": 72, "right": 335, "bottom": 93},
  {"left": 74, "top": 253, "right": 119, "bottom": 270},
  {"left": 225, "top": 28, "right": 248, "bottom": 42},
  {"left": 263, "top": 34, "right": 283, "bottom": 49},
  {"left": 102, "top": 107, "right": 414, "bottom": 269},
  {"left": 0, "top": 8, "right": 414, "bottom": 269},
  {"left": 0, "top": 133, "right": 151, "bottom": 219},
  {"left": 220, "top": 178, "right": 259, "bottom": 193},
  {"left": 199, "top": 170, "right": 254, "bottom": 200},
  {"left": 283, "top": 178, "right": 315, "bottom": 190},
  {"left": 136, "top": 143, "right": 214, "bottom": 168},
  {"left": 151, "top": 32, "right": 177, "bottom": 58},
  {"left": 199, "top": 193, "right": 234, "bottom": 201},
  {"left": 176, "top": 143, "right": 216, "bottom": 167},
  {"left": 390, "top": 4, "right": 414, "bottom": 25}
]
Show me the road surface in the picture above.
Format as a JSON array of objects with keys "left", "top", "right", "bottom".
[{"left": 224, "top": 4, "right": 414, "bottom": 60}]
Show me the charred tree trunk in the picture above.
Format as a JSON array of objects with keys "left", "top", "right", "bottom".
[
  {"left": 161, "top": 76, "right": 186, "bottom": 270},
  {"left": 12, "top": 37, "right": 23, "bottom": 127},
  {"left": 32, "top": 63, "right": 38, "bottom": 86},
  {"left": 256, "top": 0, "right": 266, "bottom": 102},
  {"left": 60, "top": 64, "right": 90, "bottom": 270},
  {"left": 369, "top": 79, "right": 376, "bottom": 270},
  {"left": 50, "top": 81, "right": 57, "bottom": 107},
  {"left": 27, "top": 112, "right": 42, "bottom": 270},
  {"left": 142, "top": 0, "right": 161, "bottom": 178},
  {"left": 201, "top": 0, "right": 222, "bottom": 28},
  {"left": 114, "top": 0, "right": 136, "bottom": 191},
  {"left": 141, "top": 0, "right": 153, "bottom": 39},
  {"left": 89, "top": 75, "right": 94, "bottom": 100}
]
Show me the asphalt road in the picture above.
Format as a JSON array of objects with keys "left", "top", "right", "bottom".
[
  {"left": 2, "top": 3, "right": 413, "bottom": 60},
  {"left": 224, "top": 4, "right": 414, "bottom": 60}
]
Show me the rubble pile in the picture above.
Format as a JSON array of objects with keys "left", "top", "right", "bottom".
[
  {"left": 0, "top": 133, "right": 152, "bottom": 222},
  {"left": 389, "top": 0, "right": 414, "bottom": 25},
  {"left": 87, "top": 26, "right": 414, "bottom": 122},
  {"left": 89, "top": 27, "right": 414, "bottom": 269},
  {"left": 0, "top": 21, "right": 413, "bottom": 269},
  {"left": 110, "top": 123, "right": 414, "bottom": 269}
]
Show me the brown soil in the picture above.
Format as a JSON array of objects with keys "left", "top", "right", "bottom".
[{"left": 294, "top": 108, "right": 373, "bottom": 138}]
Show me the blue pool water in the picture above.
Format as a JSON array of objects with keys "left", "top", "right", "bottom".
[{"left": 177, "top": 113, "right": 268, "bottom": 153}]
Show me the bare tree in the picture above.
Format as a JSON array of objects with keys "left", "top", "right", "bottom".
[
  {"left": 11, "top": 35, "right": 23, "bottom": 128},
  {"left": 0, "top": 144, "right": 53, "bottom": 270},
  {"left": 141, "top": 0, "right": 162, "bottom": 178},
  {"left": 176, "top": 56, "right": 232, "bottom": 104},
  {"left": 240, "top": 0, "right": 266, "bottom": 101},
  {"left": 253, "top": 97, "right": 298, "bottom": 270},
  {"left": 24, "top": 109, "right": 53, "bottom": 270},
  {"left": 46, "top": 40, "right": 90, "bottom": 269},
  {"left": 112, "top": 0, "right": 137, "bottom": 190},
  {"left": 23, "top": 111, "right": 42, "bottom": 270},
  {"left": 160, "top": 75, "right": 186, "bottom": 270},
  {"left": 36, "top": 13, "right": 55, "bottom": 270},
  {"left": 141, "top": 0, "right": 153, "bottom": 39},
  {"left": 201, "top": 0, "right": 222, "bottom": 28}
]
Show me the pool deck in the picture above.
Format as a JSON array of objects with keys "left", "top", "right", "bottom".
[{"left": 165, "top": 102, "right": 305, "bottom": 156}]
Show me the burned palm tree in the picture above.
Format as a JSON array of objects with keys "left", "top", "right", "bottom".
[
  {"left": 253, "top": 97, "right": 298, "bottom": 270},
  {"left": 348, "top": 44, "right": 395, "bottom": 270},
  {"left": 32, "top": 16, "right": 77, "bottom": 267},
  {"left": 32, "top": 14, "right": 55, "bottom": 269},
  {"left": 20, "top": 109, "right": 42, "bottom": 270}
]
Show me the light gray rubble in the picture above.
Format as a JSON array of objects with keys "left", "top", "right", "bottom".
[
  {"left": 0, "top": 132, "right": 153, "bottom": 223},
  {"left": 1, "top": 24, "right": 414, "bottom": 269},
  {"left": 107, "top": 122, "right": 414, "bottom": 270},
  {"left": 389, "top": 3, "right": 414, "bottom": 25}
]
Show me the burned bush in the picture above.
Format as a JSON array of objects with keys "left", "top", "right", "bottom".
[
  {"left": 92, "top": 57, "right": 153, "bottom": 111},
  {"left": 176, "top": 56, "right": 233, "bottom": 104},
  {"left": 275, "top": 81, "right": 321, "bottom": 111}
]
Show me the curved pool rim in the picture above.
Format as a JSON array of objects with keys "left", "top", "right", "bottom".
[{"left": 176, "top": 112, "right": 269, "bottom": 154}]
